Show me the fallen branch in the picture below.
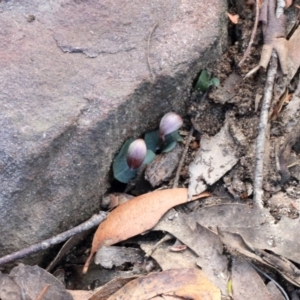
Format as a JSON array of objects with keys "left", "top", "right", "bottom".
[
  {"left": 0, "top": 212, "right": 107, "bottom": 267},
  {"left": 35, "top": 284, "right": 51, "bottom": 300},
  {"left": 253, "top": 54, "right": 278, "bottom": 208},
  {"left": 238, "top": 0, "right": 260, "bottom": 67},
  {"left": 172, "top": 127, "right": 194, "bottom": 188}
]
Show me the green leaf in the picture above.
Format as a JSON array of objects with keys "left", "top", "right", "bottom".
[
  {"left": 195, "top": 70, "right": 211, "bottom": 92},
  {"left": 209, "top": 77, "right": 220, "bottom": 87},
  {"left": 144, "top": 130, "right": 159, "bottom": 152},
  {"left": 143, "top": 149, "right": 156, "bottom": 165},
  {"left": 162, "top": 141, "right": 177, "bottom": 153},
  {"left": 113, "top": 138, "right": 138, "bottom": 183},
  {"left": 162, "top": 130, "right": 183, "bottom": 152},
  {"left": 165, "top": 130, "right": 183, "bottom": 143}
]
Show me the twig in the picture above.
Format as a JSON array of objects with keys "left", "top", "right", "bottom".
[
  {"left": 144, "top": 233, "right": 173, "bottom": 257},
  {"left": 35, "top": 284, "right": 51, "bottom": 300},
  {"left": 0, "top": 212, "right": 107, "bottom": 267},
  {"left": 172, "top": 127, "right": 194, "bottom": 188},
  {"left": 147, "top": 23, "right": 158, "bottom": 83},
  {"left": 238, "top": 0, "right": 260, "bottom": 67},
  {"left": 253, "top": 54, "right": 278, "bottom": 208},
  {"left": 276, "top": 0, "right": 285, "bottom": 17},
  {"left": 250, "top": 263, "right": 289, "bottom": 300}
]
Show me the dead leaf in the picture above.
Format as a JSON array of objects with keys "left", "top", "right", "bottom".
[
  {"left": 141, "top": 241, "right": 197, "bottom": 270},
  {"left": 188, "top": 116, "right": 240, "bottom": 199},
  {"left": 154, "top": 211, "right": 229, "bottom": 295},
  {"left": 83, "top": 188, "right": 210, "bottom": 273},
  {"left": 102, "top": 193, "right": 134, "bottom": 210},
  {"left": 88, "top": 276, "right": 138, "bottom": 300},
  {"left": 67, "top": 290, "right": 94, "bottom": 300},
  {"left": 232, "top": 258, "right": 272, "bottom": 300},
  {"left": 287, "top": 25, "right": 300, "bottom": 75},
  {"left": 95, "top": 246, "right": 144, "bottom": 269},
  {"left": 245, "top": 0, "right": 288, "bottom": 78},
  {"left": 217, "top": 228, "right": 300, "bottom": 286},
  {"left": 0, "top": 273, "right": 23, "bottom": 300},
  {"left": 9, "top": 264, "right": 73, "bottom": 300},
  {"left": 267, "top": 281, "right": 286, "bottom": 300},
  {"left": 260, "top": 0, "right": 287, "bottom": 73},
  {"left": 227, "top": 12, "right": 239, "bottom": 24},
  {"left": 107, "top": 268, "right": 221, "bottom": 300}
]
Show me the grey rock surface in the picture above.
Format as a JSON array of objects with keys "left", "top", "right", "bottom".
[{"left": 0, "top": 0, "right": 227, "bottom": 261}]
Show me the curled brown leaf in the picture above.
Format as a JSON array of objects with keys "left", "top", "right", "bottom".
[{"left": 83, "top": 188, "right": 210, "bottom": 274}]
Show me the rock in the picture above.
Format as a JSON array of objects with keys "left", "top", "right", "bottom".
[{"left": 0, "top": 0, "right": 227, "bottom": 262}]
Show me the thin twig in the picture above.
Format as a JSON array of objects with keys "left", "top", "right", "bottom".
[
  {"left": 173, "top": 127, "right": 194, "bottom": 188},
  {"left": 276, "top": 0, "right": 285, "bottom": 17},
  {"left": 35, "top": 284, "right": 51, "bottom": 300},
  {"left": 253, "top": 54, "right": 278, "bottom": 208},
  {"left": 147, "top": 23, "right": 158, "bottom": 83},
  {"left": 253, "top": 0, "right": 285, "bottom": 207},
  {"left": 250, "top": 263, "right": 290, "bottom": 300},
  {"left": 238, "top": 0, "right": 260, "bottom": 67},
  {"left": 0, "top": 212, "right": 107, "bottom": 267}
]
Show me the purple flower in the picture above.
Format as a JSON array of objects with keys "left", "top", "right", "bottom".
[
  {"left": 126, "top": 139, "right": 147, "bottom": 169},
  {"left": 159, "top": 112, "right": 183, "bottom": 141}
]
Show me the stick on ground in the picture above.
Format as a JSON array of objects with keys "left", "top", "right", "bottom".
[
  {"left": 238, "top": 0, "right": 260, "bottom": 67},
  {"left": 0, "top": 212, "right": 107, "bottom": 267},
  {"left": 253, "top": 54, "right": 278, "bottom": 208}
]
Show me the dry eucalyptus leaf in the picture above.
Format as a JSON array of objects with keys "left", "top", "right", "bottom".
[
  {"left": 83, "top": 188, "right": 210, "bottom": 273},
  {"left": 95, "top": 246, "right": 144, "bottom": 269},
  {"left": 227, "top": 12, "right": 239, "bottom": 24},
  {"left": 0, "top": 273, "right": 23, "bottom": 300},
  {"left": 193, "top": 204, "right": 300, "bottom": 265},
  {"left": 107, "top": 268, "right": 221, "bottom": 300},
  {"left": 9, "top": 264, "right": 73, "bottom": 300},
  {"left": 140, "top": 242, "right": 197, "bottom": 270},
  {"left": 260, "top": 0, "right": 287, "bottom": 73},
  {"left": 267, "top": 281, "right": 286, "bottom": 300},
  {"left": 287, "top": 25, "right": 300, "bottom": 78},
  {"left": 188, "top": 117, "right": 239, "bottom": 199},
  {"left": 217, "top": 228, "right": 300, "bottom": 286},
  {"left": 88, "top": 276, "right": 138, "bottom": 300},
  {"left": 232, "top": 258, "right": 272, "bottom": 300},
  {"left": 67, "top": 290, "right": 94, "bottom": 300},
  {"left": 154, "top": 211, "right": 228, "bottom": 295}
]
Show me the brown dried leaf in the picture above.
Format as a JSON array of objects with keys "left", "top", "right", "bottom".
[
  {"left": 9, "top": 264, "right": 73, "bottom": 300},
  {"left": 227, "top": 12, "right": 239, "bottom": 24},
  {"left": 67, "top": 290, "right": 94, "bottom": 300},
  {"left": 232, "top": 259, "right": 272, "bottom": 300},
  {"left": 245, "top": 0, "right": 288, "bottom": 77},
  {"left": 83, "top": 188, "right": 210, "bottom": 274},
  {"left": 0, "top": 273, "right": 22, "bottom": 300},
  {"left": 155, "top": 214, "right": 229, "bottom": 295},
  {"left": 107, "top": 268, "right": 221, "bottom": 300},
  {"left": 91, "top": 277, "right": 138, "bottom": 300},
  {"left": 260, "top": 0, "right": 287, "bottom": 73}
]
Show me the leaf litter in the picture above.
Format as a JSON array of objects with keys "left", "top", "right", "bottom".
[{"left": 2, "top": 0, "right": 300, "bottom": 299}]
